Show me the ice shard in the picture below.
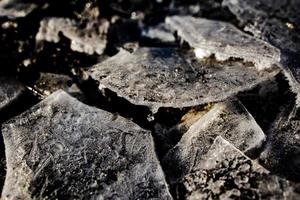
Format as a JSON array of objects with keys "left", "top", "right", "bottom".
[
  {"left": 178, "top": 136, "right": 300, "bottom": 200},
  {"left": 223, "top": 0, "right": 300, "bottom": 105},
  {"left": 1, "top": 90, "right": 172, "bottom": 200},
  {"left": 166, "top": 16, "right": 281, "bottom": 71},
  {"left": 89, "top": 47, "right": 278, "bottom": 113},
  {"left": 163, "top": 100, "right": 265, "bottom": 182}
]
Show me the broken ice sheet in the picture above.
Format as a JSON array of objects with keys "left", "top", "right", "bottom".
[
  {"left": 36, "top": 17, "right": 109, "bottom": 55},
  {"left": 166, "top": 16, "right": 281, "bottom": 71},
  {"left": 162, "top": 99, "right": 266, "bottom": 182},
  {"left": 153, "top": 104, "right": 215, "bottom": 155},
  {"left": 0, "top": 0, "right": 38, "bottom": 19},
  {"left": 223, "top": 0, "right": 300, "bottom": 105},
  {"left": 179, "top": 136, "right": 300, "bottom": 200},
  {"left": 1, "top": 90, "right": 172, "bottom": 200},
  {"left": 0, "top": 77, "right": 25, "bottom": 112},
  {"left": 88, "top": 47, "right": 278, "bottom": 113},
  {"left": 260, "top": 103, "right": 300, "bottom": 181},
  {"left": 0, "top": 77, "right": 25, "bottom": 192}
]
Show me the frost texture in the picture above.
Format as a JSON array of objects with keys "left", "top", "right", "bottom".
[
  {"left": 1, "top": 90, "right": 172, "bottom": 200},
  {"left": 223, "top": 0, "right": 300, "bottom": 105},
  {"left": 163, "top": 100, "right": 266, "bottom": 182},
  {"left": 89, "top": 48, "right": 277, "bottom": 112},
  {"left": 0, "top": 77, "right": 25, "bottom": 111},
  {"left": 36, "top": 17, "right": 109, "bottom": 55},
  {"left": 179, "top": 136, "right": 300, "bottom": 200},
  {"left": 0, "top": 0, "right": 38, "bottom": 19},
  {"left": 166, "top": 16, "right": 281, "bottom": 71}
]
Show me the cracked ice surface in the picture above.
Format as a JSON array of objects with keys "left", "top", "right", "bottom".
[
  {"left": 163, "top": 100, "right": 266, "bottom": 182},
  {"left": 179, "top": 136, "right": 300, "bottom": 200},
  {"left": 223, "top": 0, "right": 300, "bottom": 105},
  {"left": 89, "top": 47, "right": 278, "bottom": 113},
  {"left": 1, "top": 90, "right": 172, "bottom": 200},
  {"left": 166, "top": 16, "right": 281, "bottom": 71}
]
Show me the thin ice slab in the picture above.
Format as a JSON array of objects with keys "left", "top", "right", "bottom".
[
  {"left": 36, "top": 17, "right": 109, "bottom": 55},
  {"left": 1, "top": 90, "right": 172, "bottom": 200},
  {"left": 0, "top": 77, "right": 25, "bottom": 112},
  {"left": 166, "top": 16, "right": 281, "bottom": 71},
  {"left": 179, "top": 136, "right": 300, "bottom": 200},
  {"left": 223, "top": 0, "right": 300, "bottom": 105},
  {"left": 89, "top": 47, "right": 277, "bottom": 113},
  {"left": 163, "top": 100, "right": 265, "bottom": 182}
]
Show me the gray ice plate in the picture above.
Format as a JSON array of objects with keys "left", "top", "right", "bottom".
[
  {"left": 153, "top": 104, "right": 214, "bottom": 154},
  {"left": 1, "top": 90, "right": 172, "bottom": 200},
  {"left": 89, "top": 47, "right": 278, "bottom": 113},
  {"left": 0, "top": 77, "right": 25, "bottom": 112},
  {"left": 166, "top": 16, "right": 281, "bottom": 71},
  {"left": 223, "top": 0, "right": 300, "bottom": 105},
  {"left": 0, "top": 0, "right": 38, "bottom": 19},
  {"left": 180, "top": 136, "right": 300, "bottom": 200},
  {"left": 162, "top": 99, "right": 265, "bottom": 182},
  {"left": 36, "top": 17, "right": 109, "bottom": 55}
]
